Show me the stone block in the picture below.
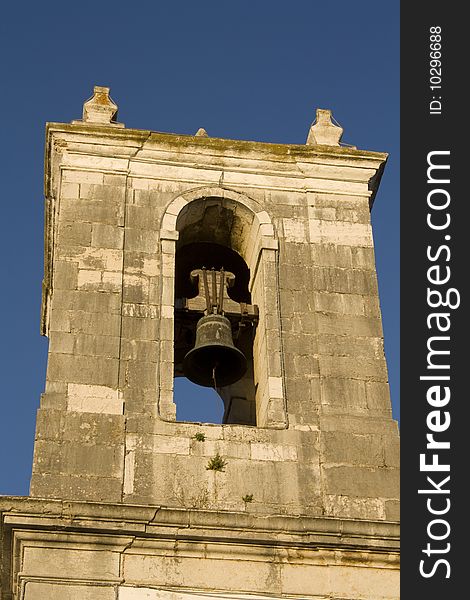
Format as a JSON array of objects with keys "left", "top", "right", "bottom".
[
  {"left": 317, "top": 334, "right": 383, "bottom": 359},
  {"left": 122, "top": 316, "right": 158, "bottom": 341},
  {"left": 125, "top": 228, "right": 159, "bottom": 253},
  {"left": 132, "top": 188, "right": 163, "bottom": 206},
  {"left": 314, "top": 291, "right": 364, "bottom": 315},
  {"left": 77, "top": 269, "right": 101, "bottom": 288},
  {"left": 348, "top": 269, "right": 379, "bottom": 296},
  {"left": 75, "top": 333, "right": 120, "bottom": 358},
  {"left": 351, "top": 245, "right": 376, "bottom": 269},
  {"left": 79, "top": 182, "right": 125, "bottom": 201},
  {"left": 282, "top": 562, "right": 399, "bottom": 599},
  {"left": 49, "top": 331, "right": 75, "bottom": 354},
  {"left": 279, "top": 264, "right": 312, "bottom": 291},
  {"left": 123, "top": 274, "right": 149, "bottom": 303},
  {"left": 122, "top": 552, "right": 281, "bottom": 595},
  {"left": 34, "top": 409, "right": 64, "bottom": 440},
  {"left": 313, "top": 266, "right": 378, "bottom": 295},
  {"left": 321, "top": 431, "right": 385, "bottom": 466},
  {"left": 366, "top": 381, "right": 393, "bottom": 413},
  {"left": 283, "top": 332, "right": 317, "bottom": 359},
  {"left": 130, "top": 177, "right": 150, "bottom": 190},
  {"left": 336, "top": 206, "right": 371, "bottom": 224},
  {"left": 189, "top": 439, "right": 251, "bottom": 459},
  {"left": 207, "top": 456, "right": 321, "bottom": 513},
  {"left": 67, "top": 383, "right": 123, "bottom": 414},
  {"left": 318, "top": 355, "right": 388, "bottom": 380},
  {"left": 63, "top": 170, "right": 105, "bottom": 185},
  {"left": 363, "top": 294, "right": 382, "bottom": 317},
  {"left": 69, "top": 311, "right": 121, "bottom": 336},
  {"left": 298, "top": 311, "right": 318, "bottom": 334},
  {"left": 60, "top": 198, "right": 124, "bottom": 226},
  {"left": 328, "top": 565, "right": 399, "bottom": 600},
  {"left": 129, "top": 452, "right": 209, "bottom": 506},
  {"left": 30, "top": 472, "right": 123, "bottom": 501},
  {"left": 24, "top": 583, "right": 115, "bottom": 600},
  {"left": 284, "top": 376, "right": 314, "bottom": 409},
  {"left": 281, "top": 242, "right": 312, "bottom": 266},
  {"left": 33, "top": 439, "right": 124, "bottom": 478},
  {"left": 60, "top": 182, "right": 80, "bottom": 198},
  {"left": 22, "top": 545, "right": 119, "bottom": 578},
  {"left": 126, "top": 205, "right": 161, "bottom": 230},
  {"left": 59, "top": 246, "right": 123, "bottom": 271},
  {"left": 282, "top": 218, "right": 307, "bottom": 242},
  {"left": 251, "top": 442, "right": 297, "bottom": 461},
  {"left": 121, "top": 388, "right": 158, "bottom": 417},
  {"left": 384, "top": 435, "right": 400, "bottom": 467},
  {"left": 320, "top": 412, "right": 398, "bottom": 436},
  {"left": 309, "top": 206, "right": 337, "bottom": 221},
  {"left": 58, "top": 221, "right": 92, "bottom": 246},
  {"left": 62, "top": 411, "right": 125, "bottom": 444},
  {"left": 309, "top": 219, "right": 373, "bottom": 247},
  {"left": 311, "top": 191, "right": 363, "bottom": 208},
  {"left": 39, "top": 391, "right": 67, "bottom": 410},
  {"left": 54, "top": 260, "right": 78, "bottom": 290},
  {"left": 119, "top": 360, "right": 158, "bottom": 389},
  {"left": 281, "top": 563, "right": 330, "bottom": 597},
  {"left": 320, "top": 376, "right": 368, "bottom": 411},
  {"left": 52, "top": 289, "right": 121, "bottom": 314},
  {"left": 101, "top": 270, "right": 123, "bottom": 291},
  {"left": 324, "top": 465, "right": 399, "bottom": 498},
  {"left": 148, "top": 434, "right": 190, "bottom": 454},
  {"left": 290, "top": 296, "right": 314, "bottom": 318},
  {"left": 121, "top": 339, "right": 159, "bottom": 362},
  {"left": 385, "top": 499, "right": 400, "bottom": 521},
  {"left": 122, "top": 304, "right": 158, "bottom": 318},
  {"left": 124, "top": 252, "right": 160, "bottom": 277},
  {"left": 45, "top": 380, "right": 67, "bottom": 393},
  {"left": 101, "top": 173, "right": 126, "bottom": 185},
  {"left": 317, "top": 313, "right": 383, "bottom": 338},
  {"left": 92, "top": 223, "right": 124, "bottom": 249},
  {"left": 324, "top": 494, "right": 386, "bottom": 520},
  {"left": 289, "top": 390, "right": 320, "bottom": 427},
  {"left": 310, "top": 243, "right": 353, "bottom": 269},
  {"left": 47, "top": 353, "right": 119, "bottom": 386}
]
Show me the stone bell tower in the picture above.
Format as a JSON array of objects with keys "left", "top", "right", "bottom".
[{"left": 0, "top": 88, "right": 399, "bottom": 599}]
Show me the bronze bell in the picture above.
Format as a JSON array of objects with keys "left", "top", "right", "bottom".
[{"left": 183, "top": 313, "right": 247, "bottom": 388}]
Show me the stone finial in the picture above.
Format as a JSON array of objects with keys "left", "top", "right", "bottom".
[
  {"left": 80, "top": 86, "right": 124, "bottom": 127},
  {"left": 195, "top": 127, "right": 209, "bottom": 137},
  {"left": 306, "top": 109, "right": 343, "bottom": 146}
]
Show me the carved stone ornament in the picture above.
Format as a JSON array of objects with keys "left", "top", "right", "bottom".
[
  {"left": 306, "top": 108, "right": 343, "bottom": 146},
  {"left": 78, "top": 85, "right": 124, "bottom": 127}
]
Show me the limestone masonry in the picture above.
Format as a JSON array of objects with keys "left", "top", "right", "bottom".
[{"left": 0, "top": 87, "right": 399, "bottom": 599}]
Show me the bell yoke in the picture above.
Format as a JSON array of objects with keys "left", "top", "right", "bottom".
[{"left": 182, "top": 268, "right": 257, "bottom": 388}]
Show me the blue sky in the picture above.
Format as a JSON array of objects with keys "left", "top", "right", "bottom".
[{"left": 0, "top": 1, "right": 399, "bottom": 495}]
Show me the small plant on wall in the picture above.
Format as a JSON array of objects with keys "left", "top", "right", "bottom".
[
  {"left": 206, "top": 453, "right": 228, "bottom": 472},
  {"left": 194, "top": 432, "right": 205, "bottom": 442}
]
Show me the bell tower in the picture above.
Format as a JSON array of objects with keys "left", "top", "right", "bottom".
[{"left": 0, "top": 88, "right": 399, "bottom": 600}]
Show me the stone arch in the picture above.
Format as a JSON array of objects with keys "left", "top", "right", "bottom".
[
  {"left": 158, "top": 186, "right": 286, "bottom": 428},
  {"left": 161, "top": 186, "right": 276, "bottom": 270}
]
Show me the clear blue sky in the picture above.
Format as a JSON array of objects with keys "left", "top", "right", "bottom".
[{"left": 0, "top": 1, "right": 399, "bottom": 495}]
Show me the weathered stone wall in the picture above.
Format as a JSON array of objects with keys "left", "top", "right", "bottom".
[
  {"left": 0, "top": 94, "right": 400, "bottom": 600},
  {"left": 31, "top": 118, "right": 399, "bottom": 522},
  {"left": 0, "top": 498, "right": 399, "bottom": 600}
]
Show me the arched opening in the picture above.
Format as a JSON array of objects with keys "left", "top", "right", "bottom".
[
  {"left": 173, "top": 198, "right": 257, "bottom": 425},
  {"left": 158, "top": 187, "right": 286, "bottom": 429}
]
